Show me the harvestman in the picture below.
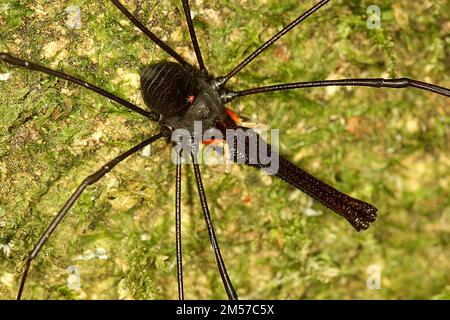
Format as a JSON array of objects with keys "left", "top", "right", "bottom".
[{"left": 1, "top": 0, "right": 449, "bottom": 300}]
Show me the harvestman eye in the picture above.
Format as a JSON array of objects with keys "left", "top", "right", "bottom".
[{"left": 1, "top": 0, "right": 449, "bottom": 300}]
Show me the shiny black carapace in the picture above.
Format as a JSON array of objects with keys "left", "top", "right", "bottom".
[{"left": 1, "top": 0, "right": 449, "bottom": 300}]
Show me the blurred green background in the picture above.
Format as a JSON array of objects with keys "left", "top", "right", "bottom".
[{"left": 0, "top": 0, "right": 449, "bottom": 299}]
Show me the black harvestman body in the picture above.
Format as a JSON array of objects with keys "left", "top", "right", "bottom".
[{"left": 0, "top": 0, "right": 449, "bottom": 299}]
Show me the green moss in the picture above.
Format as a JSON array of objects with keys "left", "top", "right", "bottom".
[{"left": 0, "top": 0, "right": 449, "bottom": 299}]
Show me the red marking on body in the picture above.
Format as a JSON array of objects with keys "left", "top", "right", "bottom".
[
  {"left": 202, "top": 138, "right": 225, "bottom": 145},
  {"left": 225, "top": 108, "right": 242, "bottom": 124},
  {"left": 187, "top": 95, "right": 195, "bottom": 104}
]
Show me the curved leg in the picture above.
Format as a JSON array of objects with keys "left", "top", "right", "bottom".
[
  {"left": 175, "top": 151, "right": 184, "bottom": 300},
  {"left": 219, "top": 0, "right": 331, "bottom": 85},
  {"left": 17, "top": 132, "right": 164, "bottom": 300},
  {"left": 191, "top": 150, "right": 238, "bottom": 300},
  {"left": 0, "top": 53, "right": 158, "bottom": 120},
  {"left": 223, "top": 78, "right": 450, "bottom": 102},
  {"left": 181, "top": 0, "right": 207, "bottom": 73},
  {"left": 111, "top": 0, "right": 189, "bottom": 67}
]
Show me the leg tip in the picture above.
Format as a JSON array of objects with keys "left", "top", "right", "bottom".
[{"left": 350, "top": 204, "right": 378, "bottom": 232}]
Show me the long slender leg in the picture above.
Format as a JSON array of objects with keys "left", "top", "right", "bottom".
[
  {"left": 190, "top": 150, "right": 238, "bottom": 300},
  {"left": 222, "top": 78, "right": 450, "bottom": 102},
  {"left": 218, "top": 0, "right": 330, "bottom": 86},
  {"left": 0, "top": 53, "right": 158, "bottom": 121},
  {"left": 181, "top": 0, "right": 207, "bottom": 73},
  {"left": 111, "top": 0, "right": 189, "bottom": 67},
  {"left": 175, "top": 151, "right": 184, "bottom": 300},
  {"left": 17, "top": 132, "right": 164, "bottom": 300}
]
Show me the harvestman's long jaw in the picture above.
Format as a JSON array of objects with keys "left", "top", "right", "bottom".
[{"left": 223, "top": 125, "right": 378, "bottom": 231}]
